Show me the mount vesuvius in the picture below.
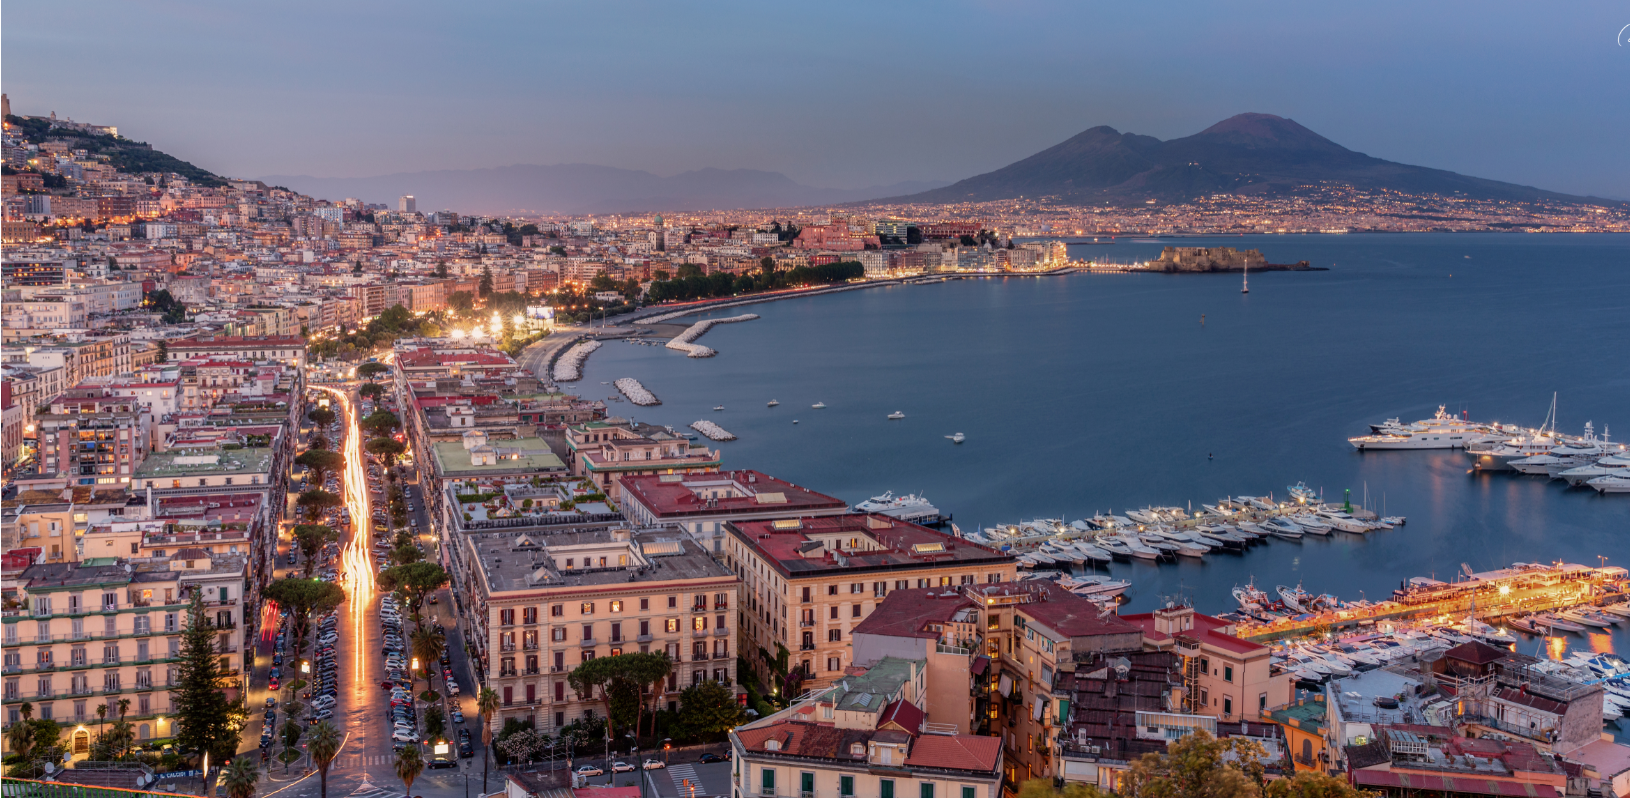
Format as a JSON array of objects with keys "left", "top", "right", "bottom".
[{"left": 887, "top": 113, "right": 1618, "bottom": 207}]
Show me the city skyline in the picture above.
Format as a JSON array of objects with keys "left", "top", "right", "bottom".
[{"left": 4, "top": 0, "right": 1628, "bottom": 199}]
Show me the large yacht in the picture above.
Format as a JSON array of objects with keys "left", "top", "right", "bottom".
[
  {"left": 1559, "top": 451, "right": 1630, "bottom": 487},
  {"left": 1351, "top": 406, "right": 1508, "bottom": 450},
  {"left": 1511, "top": 424, "right": 1617, "bottom": 476},
  {"left": 853, "top": 491, "right": 941, "bottom": 523},
  {"left": 1467, "top": 437, "right": 1565, "bottom": 472}
]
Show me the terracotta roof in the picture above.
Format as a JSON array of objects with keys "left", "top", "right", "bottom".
[
  {"left": 878, "top": 699, "right": 925, "bottom": 735},
  {"left": 1010, "top": 581, "right": 1141, "bottom": 639},
  {"left": 621, "top": 470, "right": 847, "bottom": 519},
  {"left": 851, "top": 588, "right": 974, "bottom": 640},
  {"left": 1492, "top": 686, "right": 1568, "bottom": 715},
  {"left": 171, "top": 547, "right": 211, "bottom": 560},
  {"left": 1351, "top": 770, "right": 1559, "bottom": 797},
  {"left": 730, "top": 514, "right": 1010, "bottom": 577},
  {"left": 1444, "top": 640, "right": 1510, "bottom": 666},
  {"left": 171, "top": 335, "right": 305, "bottom": 348},
  {"left": 1121, "top": 610, "right": 1266, "bottom": 656},
  {"left": 903, "top": 734, "right": 1002, "bottom": 773}
]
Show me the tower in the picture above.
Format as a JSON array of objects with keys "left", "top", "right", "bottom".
[{"left": 398, "top": 195, "right": 416, "bottom": 213}]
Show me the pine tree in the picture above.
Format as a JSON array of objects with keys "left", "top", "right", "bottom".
[
  {"left": 171, "top": 594, "right": 242, "bottom": 782},
  {"left": 479, "top": 265, "right": 494, "bottom": 298}
]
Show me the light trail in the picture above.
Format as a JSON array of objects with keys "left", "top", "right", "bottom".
[{"left": 313, "top": 385, "right": 374, "bottom": 690}]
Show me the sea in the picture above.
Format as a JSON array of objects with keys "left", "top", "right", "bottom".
[{"left": 574, "top": 233, "right": 1630, "bottom": 673}]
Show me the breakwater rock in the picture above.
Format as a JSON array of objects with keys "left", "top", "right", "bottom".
[
  {"left": 666, "top": 314, "right": 759, "bottom": 358},
  {"left": 690, "top": 420, "right": 736, "bottom": 441},
  {"left": 1149, "top": 246, "right": 1317, "bottom": 272},
  {"left": 614, "top": 378, "right": 660, "bottom": 406},
  {"left": 552, "top": 340, "right": 601, "bottom": 382}
]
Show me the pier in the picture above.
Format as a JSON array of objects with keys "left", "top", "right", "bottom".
[
  {"left": 1235, "top": 562, "right": 1629, "bottom": 644},
  {"left": 690, "top": 420, "right": 736, "bottom": 441},
  {"left": 665, "top": 313, "right": 759, "bottom": 357}
]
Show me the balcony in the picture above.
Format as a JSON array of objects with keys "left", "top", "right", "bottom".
[
  {"left": 524, "top": 667, "right": 541, "bottom": 676},
  {"left": 691, "top": 655, "right": 710, "bottom": 663},
  {"left": 499, "top": 644, "right": 516, "bottom": 653},
  {"left": 714, "top": 628, "right": 730, "bottom": 636},
  {"left": 713, "top": 604, "right": 730, "bottom": 611},
  {"left": 636, "top": 634, "right": 653, "bottom": 643},
  {"left": 500, "top": 668, "right": 518, "bottom": 677},
  {"left": 799, "top": 620, "right": 815, "bottom": 628},
  {"left": 579, "top": 639, "right": 597, "bottom": 647},
  {"left": 799, "top": 643, "right": 816, "bottom": 651},
  {"left": 550, "top": 665, "right": 565, "bottom": 673}
]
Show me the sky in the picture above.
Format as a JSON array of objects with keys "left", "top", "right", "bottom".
[{"left": 4, "top": 1, "right": 1629, "bottom": 198}]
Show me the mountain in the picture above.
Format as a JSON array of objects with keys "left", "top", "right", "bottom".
[
  {"left": 890, "top": 113, "right": 1618, "bottom": 206},
  {"left": 260, "top": 164, "right": 948, "bottom": 215}
]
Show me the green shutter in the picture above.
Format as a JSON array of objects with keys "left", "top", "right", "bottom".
[
  {"left": 763, "top": 768, "right": 776, "bottom": 793},
  {"left": 841, "top": 776, "right": 855, "bottom": 797},
  {"left": 802, "top": 773, "right": 815, "bottom": 796},
  {"left": 963, "top": 788, "right": 977, "bottom": 798},
  {"left": 921, "top": 784, "right": 935, "bottom": 798},
  {"left": 1058, "top": 698, "right": 1070, "bottom": 720},
  {"left": 882, "top": 779, "right": 895, "bottom": 798}
]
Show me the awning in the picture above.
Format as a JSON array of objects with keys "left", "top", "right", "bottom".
[{"left": 972, "top": 656, "right": 990, "bottom": 676}]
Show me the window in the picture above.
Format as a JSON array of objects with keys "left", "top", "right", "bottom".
[
  {"left": 827, "top": 629, "right": 841, "bottom": 642},
  {"left": 852, "top": 605, "right": 862, "bottom": 618},
  {"left": 921, "top": 784, "right": 935, "bottom": 798},
  {"left": 850, "top": 583, "right": 862, "bottom": 594},
  {"left": 962, "top": 788, "right": 976, "bottom": 798},
  {"left": 1224, "top": 665, "right": 1234, "bottom": 683},
  {"left": 610, "top": 600, "right": 622, "bottom": 613},
  {"left": 1223, "top": 697, "right": 1233, "bottom": 716},
  {"left": 581, "top": 602, "right": 595, "bottom": 615},
  {"left": 881, "top": 780, "right": 895, "bottom": 798},
  {"left": 840, "top": 776, "right": 854, "bottom": 797},
  {"left": 552, "top": 628, "right": 566, "bottom": 642},
  {"left": 639, "top": 620, "right": 650, "bottom": 637},
  {"left": 551, "top": 604, "right": 564, "bottom": 617},
  {"left": 639, "top": 598, "right": 649, "bottom": 611},
  {"left": 665, "top": 618, "right": 679, "bottom": 633},
  {"left": 761, "top": 768, "right": 776, "bottom": 796},
  {"left": 801, "top": 772, "right": 815, "bottom": 798},
  {"left": 523, "top": 607, "right": 538, "bottom": 624},
  {"left": 582, "top": 625, "right": 594, "bottom": 641},
  {"left": 800, "top": 587, "right": 812, "bottom": 603},
  {"left": 668, "top": 595, "right": 677, "bottom": 608},
  {"left": 500, "top": 609, "right": 515, "bottom": 626},
  {"left": 829, "top": 606, "right": 838, "bottom": 620},
  {"left": 694, "top": 617, "right": 708, "bottom": 632},
  {"left": 610, "top": 623, "right": 622, "bottom": 643},
  {"left": 827, "top": 584, "right": 837, "bottom": 596}
]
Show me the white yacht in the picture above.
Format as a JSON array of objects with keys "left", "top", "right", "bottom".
[
  {"left": 1315, "top": 509, "right": 1369, "bottom": 534},
  {"left": 1558, "top": 451, "right": 1630, "bottom": 486},
  {"left": 1588, "top": 474, "right": 1630, "bottom": 494},
  {"left": 767, "top": 400, "right": 780, "bottom": 407},
  {"left": 852, "top": 491, "right": 941, "bottom": 523},
  {"left": 1352, "top": 406, "right": 1506, "bottom": 449},
  {"left": 1287, "top": 482, "right": 1318, "bottom": 504},
  {"left": 887, "top": 411, "right": 905, "bottom": 420},
  {"left": 1512, "top": 423, "right": 1613, "bottom": 476},
  {"left": 945, "top": 433, "right": 965, "bottom": 443},
  {"left": 1468, "top": 437, "right": 1564, "bottom": 471},
  {"left": 812, "top": 402, "right": 827, "bottom": 409}
]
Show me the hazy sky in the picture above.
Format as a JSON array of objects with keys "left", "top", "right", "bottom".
[{"left": 5, "top": 1, "right": 1628, "bottom": 197}]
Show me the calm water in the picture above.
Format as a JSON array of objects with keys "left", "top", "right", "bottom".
[{"left": 578, "top": 233, "right": 1630, "bottom": 663}]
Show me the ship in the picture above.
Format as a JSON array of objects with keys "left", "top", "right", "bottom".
[{"left": 853, "top": 491, "right": 942, "bottom": 524}]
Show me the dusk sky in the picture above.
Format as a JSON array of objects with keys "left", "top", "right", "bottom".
[{"left": 5, "top": 1, "right": 1628, "bottom": 198}]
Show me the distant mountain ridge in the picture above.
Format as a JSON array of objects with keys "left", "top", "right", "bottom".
[
  {"left": 888, "top": 113, "right": 1621, "bottom": 207},
  {"left": 260, "top": 164, "right": 948, "bottom": 215}
]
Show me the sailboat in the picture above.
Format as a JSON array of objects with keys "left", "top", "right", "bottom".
[{"left": 1241, "top": 262, "right": 1249, "bottom": 294}]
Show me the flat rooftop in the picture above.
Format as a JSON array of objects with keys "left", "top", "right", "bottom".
[
  {"left": 431, "top": 438, "right": 566, "bottom": 477},
  {"left": 622, "top": 470, "right": 847, "bottom": 518},
  {"left": 133, "top": 447, "right": 274, "bottom": 478},
  {"left": 470, "top": 528, "right": 735, "bottom": 595},
  {"left": 729, "top": 513, "right": 1011, "bottom": 577}
]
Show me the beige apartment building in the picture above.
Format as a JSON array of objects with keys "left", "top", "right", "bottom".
[
  {"left": 723, "top": 514, "right": 1016, "bottom": 692},
  {"left": 464, "top": 527, "right": 741, "bottom": 734},
  {"left": 0, "top": 553, "right": 247, "bottom": 755}
]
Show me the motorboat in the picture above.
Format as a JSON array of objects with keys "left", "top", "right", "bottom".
[
  {"left": 1559, "top": 608, "right": 1618, "bottom": 628},
  {"left": 1116, "top": 535, "right": 1162, "bottom": 561},
  {"left": 1558, "top": 451, "right": 1630, "bottom": 486},
  {"left": 1278, "top": 584, "right": 1313, "bottom": 613},
  {"left": 812, "top": 402, "right": 827, "bottom": 409},
  {"left": 767, "top": 400, "right": 779, "bottom": 407},
  {"left": 1588, "top": 474, "right": 1630, "bottom": 494},
  {"left": 1066, "top": 575, "right": 1132, "bottom": 599},
  {"left": 1264, "top": 518, "right": 1304, "bottom": 538},
  {"left": 1531, "top": 613, "right": 1587, "bottom": 633},
  {"left": 887, "top": 411, "right": 905, "bottom": 420},
  {"left": 1233, "top": 581, "right": 1271, "bottom": 611},
  {"left": 1315, "top": 510, "right": 1369, "bottom": 534},
  {"left": 1290, "top": 515, "right": 1333, "bottom": 535},
  {"left": 713, "top": 405, "right": 725, "bottom": 411},
  {"left": 945, "top": 433, "right": 965, "bottom": 443},
  {"left": 853, "top": 492, "right": 941, "bottom": 524},
  {"left": 1287, "top": 482, "right": 1318, "bottom": 504},
  {"left": 1353, "top": 406, "right": 1510, "bottom": 449}
]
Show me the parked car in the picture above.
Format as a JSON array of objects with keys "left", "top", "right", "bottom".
[
  {"left": 698, "top": 753, "right": 728, "bottom": 764},
  {"left": 642, "top": 760, "right": 666, "bottom": 770},
  {"left": 575, "top": 766, "right": 604, "bottom": 777},
  {"left": 611, "top": 762, "right": 635, "bottom": 773}
]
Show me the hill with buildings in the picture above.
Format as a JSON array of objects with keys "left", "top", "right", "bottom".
[
  {"left": 4, "top": 113, "right": 225, "bottom": 187},
  {"left": 259, "top": 164, "right": 948, "bottom": 216},
  {"left": 890, "top": 113, "right": 1620, "bottom": 207}
]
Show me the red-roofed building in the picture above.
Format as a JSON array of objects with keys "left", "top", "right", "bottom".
[
  {"left": 621, "top": 469, "right": 848, "bottom": 552},
  {"left": 726, "top": 514, "right": 1015, "bottom": 691},
  {"left": 1345, "top": 726, "right": 1567, "bottom": 798},
  {"left": 167, "top": 335, "right": 305, "bottom": 369},
  {"left": 565, "top": 421, "right": 722, "bottom": 506},
  {"left": 1122, "top": 604, "right": 1291, "bottom": 723}
]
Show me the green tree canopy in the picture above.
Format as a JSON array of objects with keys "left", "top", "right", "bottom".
[
  {"left": 295, "top": 449, "right": 344, "bottom": 487},
  {"left": 262, "top": 578, "right": 346, "bottom": 650},
  {"left": 307, "top": 407, "right": 337, "bottom": 427},
  {"left": 676, "top": 680, "right": 747, "bottom": 740},
  {"left": 377, "top": 561, "right": 450, "bottom": 623},
  {"left": 358, "top": 382, "right": 386, "bottom": 401},
  {"left": 447, "top": 290, "right": 476, "bottom": 315},
  {"left": 296, "top": 489, "right": 342, "bottom": 521},
  {"left": 362, "top": 409, "right": 401, "bottom": 436},
  {"left": 367, "top": 436, "right": 407, "bottom": 468},
  {"left": 479, "top": 265, "right": 494, "bottom": 298},
  {"left": 291, "top": 524, "right": 339, "bottom": 576},
  {"left": 1123, "top": 729, "right": 1258, "bottom": 798},
  {"left": 357, "top": 362, "right": 390, "bottom": 381}
]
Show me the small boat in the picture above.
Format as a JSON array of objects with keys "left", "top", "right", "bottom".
[
  {"left": 887, "top": 411, "right": 905, "bottom": 420},
  {"left": 767, "top": 400, "right": 780, "bottom": 407},
  {"left": 713, "top": 406, "right": 725, "bottom": 411},
  {"left": 812, "top": 402, "right": 827, "bottom": 409},
  {"left": 792, "top": 420, "right": 799, "bottom": 424},
  {"left": 1287, "top": 482, "right": 1318, "bottom": 504},
  {"left": 946, "top": 433, "right": 965, "bottom": 443}
]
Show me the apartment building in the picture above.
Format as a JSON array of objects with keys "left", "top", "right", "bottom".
[
  {"left": 464, "top": 527, "right": 741, "bottom": 734},
  {"left": 724, "top": 514, "right": 1016, "bottom": 691},
  {"left": 0, "top": 553, "right": 247, "bottom": 755},
  {"left": 620, "top": 470, "right": 848, "bottom": 554},
  {"left": 34, "top": 391, "right": 150, "bottom": 487},
  {"left": 1123, "top": 604, "right": 1291, "bottom": 722},
  {"left": 165, "top": 335, "right": 306, "bottom": 370},
  {"left": 565, "top": 420, "right": 722, "bottom": 503},
  {"left": 731, "top": 659, "right": 1003, "bottom": 798}
]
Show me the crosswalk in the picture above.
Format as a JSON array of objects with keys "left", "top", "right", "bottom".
[
  {"left": 666, "top": 763, "right": 700, "bottom": 788},
  {"left": 345, "top": 782, "right": 396, "bottom": 798},
  {"left": 338, "top": 755, "right": 401, "bottom": 768}
]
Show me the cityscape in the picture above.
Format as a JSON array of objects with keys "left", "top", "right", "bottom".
[{"left": 3, "top": 6, "right": 1629, "bottom": 798}]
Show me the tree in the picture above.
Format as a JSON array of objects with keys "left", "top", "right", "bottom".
[
  {"left": 359, "top": 382, "right": 385, "bottom": 401},
  {"left": 499, "top": 728, "right": 549, "bottom": 764},
  {"left": 629, "top": 652, "right": 672, "bottom": 740},
  {"left": 411, "top": 626, "right": 448, "bottom": 687},
  {"left": 676, "top": 680, "right": 746, "bottom": 740},
  {"left": 295, "top": 450, "right": 344, "bottom": 488},
  {"left": 5, "top": 713, "right": 35, "bottom": 761},
  {"left": 435, "top": 261, "right": 449, "bottom": 279},
  {"left": 263, "top": 578, "right": 345, "bottom": 655},
  {"left": 357, "top": 362, "right": 390, "bottom": 381},
  {"left": 361, "top": 409, "right": 401, "bottom": 436},
  {"left": 297, "top": 489, "right": 342, "bottom": 522},
  {"left": 307, "top": 407, "right": 336, "bottom": 428},
  {"left": 424, "top": 706, "right": 447, "bottom": 741},
  {"left": 479, "top": 265, "right": 494, "bottom": 298},
  {"left": 478, "top": 688, "right": 500, "bottom": 793},
  {"left": 1016, "top": 780, "right": 1110, "bottom": 798},
  {"left": 378, "top": 562, "right": 450, "bottom": 626},
  {"left": 222, "top": 756, "right": 260, "bottom": 798},
  {"left": 395, "top": 741, "right": 425, "bottom": 797},
  {"left": 367, "top": 437, "right": 407, "bottom": 469},
  {"left": 291, "top": 524, "right": 339, "bottom": 576},
  {"left": 96, "top": 701, "right": 108, "bottom": 742},
  {"left": 308, "top": 720, "right": 342, "bottom": 798},
  {"left": 172, "top": 594, "right": 246, "bottom": 782},
  {"left": 676, "top": 263, "right": 703, "bottom": 279},
  {"left": 448, "top": 291, "right": 475, "bottom": 315},
  {"left": 391, "top": 542, "right": 425, "bottom": 565},
  {"left": 1123, "top": 730, "right": 1257, "bottom": 798},
  {"left": 1264, "top": 773, "right": 1374, "bottom": 798},
  {"left": 279, "top": 720, "right": 303, "bottom": 774},
  {"left": 759, "top": 256, "right": 775, "bottom": 275}
]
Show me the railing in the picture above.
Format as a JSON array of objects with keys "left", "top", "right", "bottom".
[
  {"left": 580, "top": 639, "right": 597, "bottom": 647},
  {"left": 500, "top": 668, "right": 518, "bottom": 677},
  {"left": 935, "top": 643, "right": 972, "bottom": 656},
  {"left": 799, "top": 644, "right": 816, "bottom": 651},
  {"left": 799, "top": 620, "right": 815, "bottom": 628},
  {"left": 550, "top": 665, "right": 565, "bottom": 673},
  {"left": 524, "top": 667, "right": 541, "bottom": 676}
]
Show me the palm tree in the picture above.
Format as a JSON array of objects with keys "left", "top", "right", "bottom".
[
  {"left": 410, "top": 627, "right": 446, "bottom": 695},
  {"left": 222, "top": 756, "right": 260, "bottom": 798},
  {"left": 394, "top": 742, "right": 424, "bottom": 798},
  {"left": 308, "top": 721, "right": 342, "bottom": 798},
  {"left": 96, "top": 702, "right": 108, "bottom": 742},
  {"left": 117, "top": 699, "right": 131, "bottom": 758},
  {"left": 5, "top": 717, "right": 35, "bottom": 762},
  {"left": 477, "top": 687, "right": 500, "bottom": 794}
]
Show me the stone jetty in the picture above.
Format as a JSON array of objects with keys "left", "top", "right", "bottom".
[
  {"left": 665, "top": 314, "right": 759, "bottom": 357},
  {"left": 690, "top": 420, "right": 736, "bottom": 441},
  {"left": 552, "top": 340, "right": 601, "bottom": 382},
  {"left": 614, "top": 378, "right": 660, "bottom": 406}
]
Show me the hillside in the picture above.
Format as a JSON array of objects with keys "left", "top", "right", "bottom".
[
  {"left": 4, "top": 114, "right": 225, "bottom": 187},
  {"left": 260, "top": 164, "right": 948, "bottom": 216},
  {"left": 892, "top": 113, "right": 1617, "bottom": 207}
]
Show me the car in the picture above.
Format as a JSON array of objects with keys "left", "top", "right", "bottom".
[
  {"left": 264, "top": 710, "right": 277, "bottom": 723},
  {"left": 269, "top": 676, "right": 279, "bottom": 690},
  {"left": 381, "top": 680, "right": 395, "bottom": 690},
  {"left": 698, "top": 753, "right": 727, "bottom": 764},
  {"left": 575, "top": 766, "right": 604, "bottom": 777},
  {"left": 286, "top": 554, "right": 297, "bottom": 565},
  {"left": 265, "top": 697, "right": 278, "bottom": 708},
  {"left": 450, "top": 708, "right": 464, "bottom": 724},
  {"left": 428, "top": 595, "right": 437, "bottom": 604},
  {"left": 445, "top": 681, "right": 460, "bottom": 696},
  {"left": 269, "top": 667, "right": 282, "bottom": 680},
  {"left": 611, "top": 762, "right": 635, "bottom": 773},
  {"left": 272, "top": 654, "right": 283, "bottom": 666},
  {"left": 459, "top": 737, "right": 474, "bottom": 758},
  {"left": 642, "top": 759, "right": 666, "bottom": 770},
  {"left": 311, "top": 709, "right": 334, "bottom": 721}
]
